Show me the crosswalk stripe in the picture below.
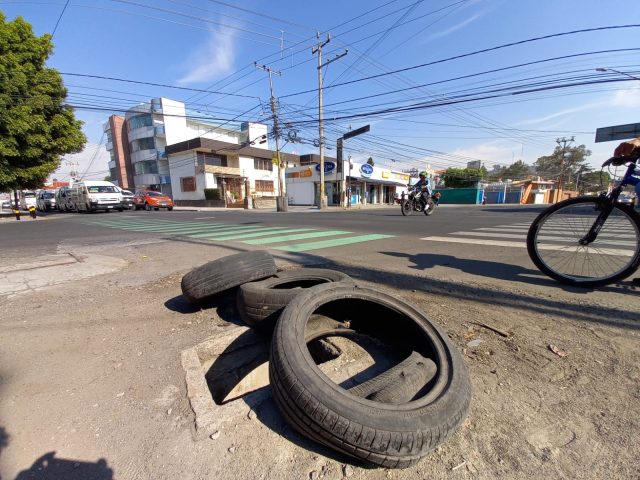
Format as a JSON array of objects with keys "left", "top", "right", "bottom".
[
  {"left": 451, "top": 231, "right": 636, "bottom": 245},
  {"left": 198, "top": 228, "right": 315, "bottom": 241},
  {"left": 243, "top": 230, "right": 351, "bottom": 245},
  {"left": 422, "top": 236, "right": 526, "bottom": 248},
  {"left": 80, "top": 219, "right": 394, "bottom": 252},
  {"left": 187, "top": 225, "right": 277, "bottom": 238},
  {"left": 274, "top": 234, "right": 394, "bottom": 252}
]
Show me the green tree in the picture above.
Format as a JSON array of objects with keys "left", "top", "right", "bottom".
[
  {"left": 576, "top": 171, "right": 610, "bottom": 194},
  {"left": 366, "top": 156, "right": 374, "bottom": 166},
  {"left": 443, "top": 167, "right": 484, "bottom": 188},
  {"left": 0, "top": 13, "right": 86, "bottom": 194},
  {"left": 534, "top": 144, "right": 591, "bottom": 183},
  {"left": 501, "top": 160, "right": 531, "bottom": 180}
]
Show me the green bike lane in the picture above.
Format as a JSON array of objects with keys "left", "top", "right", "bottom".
[{"left": 79, "top": 217, "right": 394, "bottom": 253}]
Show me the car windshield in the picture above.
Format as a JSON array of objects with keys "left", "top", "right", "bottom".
[
  {"left": 87, "top": 186, "right": 117, "bottom": 193},
  {"left": 23, "top": 192, "right": 35, "bottom": 198},
  {"left": 146, "top": 192, "right": 165, "bottom": 197},
  {"left": 122, "top": 190, "right": 133, "bottom": 196},
  {"left": 45, "top": 192, "right": 55, "bottom": 198}
]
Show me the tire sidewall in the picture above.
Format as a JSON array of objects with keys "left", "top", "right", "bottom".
[{"left": 272, "top": 283, "right": 470, "bottom": 432}]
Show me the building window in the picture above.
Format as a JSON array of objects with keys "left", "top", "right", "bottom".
[
  {"left": 197, "top": 152, "right": 227, "bottom": 167},
  {"left": 134, "top": 159, "right": 158, "bottom": 175},
  {"left": 106, "top": 130, "right": 113, "bottom": 144},
  {"left": 181, "top": 176, "right": 196, "bottom": 192},
  {"left": 128, "top": 114, "right": 153, "bottom": 131},
  {"left": 131, "top": 137, "right": 155, "bottom": 152},
  {"left": 255, "top": 180, "right": 274, "bottom": 192},
  {"left": 254, "top": 157, "right": 273, "bottom": 171}
]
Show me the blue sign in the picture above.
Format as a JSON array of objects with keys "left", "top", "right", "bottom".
[
  {"left": 315, "top": 161, "right": 336, "bottom": 173},
  {"left": 360, "top": 163, "right": 373, "bottom": 177}
]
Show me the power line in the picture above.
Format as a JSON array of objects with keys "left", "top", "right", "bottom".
[
  {"left": 279, "top": 24, "right": 640, "bottom": 99},
  {"left": 51, "top": 0, "right": 70, "bottom": 38}
]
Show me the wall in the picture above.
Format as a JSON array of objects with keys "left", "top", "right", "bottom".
[
  {"left": 239, "top": 155, "right": 280, "bottom": 195},
  {"left": 286, "top": 182, "right": 314, "bottom": 205},
  {"left": 433, "top": 188, "right": 482, "bottom": 204},
  {"left": 168, "top": 152, "right": 203, "bottom": 201},
  {"left": 160, "top": 98, "right": 188, "bottom": 146}
]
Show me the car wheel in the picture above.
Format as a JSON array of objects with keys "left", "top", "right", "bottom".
[
  {"left": 181, "top": 251, "right": 277, "bottom": 305},
  {"left": 154, "top": 207, "right": 159, "bottom": 211},
  {"left": 167, "top": 206, "right": 173, "bottom": 211}
]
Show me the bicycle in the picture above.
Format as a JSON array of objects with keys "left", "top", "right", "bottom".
[{"left": 526, "top": 154, "right": 640, "bottom": 287}]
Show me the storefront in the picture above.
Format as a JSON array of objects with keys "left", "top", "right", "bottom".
[{"left": 286, "top": 160, "right": 409, "bottom": 207}]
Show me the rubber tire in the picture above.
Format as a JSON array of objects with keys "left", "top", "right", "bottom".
[
  {"left": 168, "top": 206, "right": 173, "bottom": 211},
  {"left": 237, "top": 268, "right": 354, "bottom": 327},
  {"left": 423, "top": 199, "right": 436, "bottom": 216},
  {"left": 269, "top": 283, "right": 471, "bottom": 469},
  {"left": 527, "top": 196, "right": 640, "bottom": 287},
  {"left": 400, "top": 200, "right": 412, "bottom": 216},
  {"left": 181, "top": 250, "right": 277, "bottom": 304}
]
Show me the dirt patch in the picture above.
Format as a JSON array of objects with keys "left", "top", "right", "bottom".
[{"left": 0, "top": 240, "right": 638, "bottom": 480}]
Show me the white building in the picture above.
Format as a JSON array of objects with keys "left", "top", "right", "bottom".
[
  {"left": 165, "top": 137, "right": 298, "bottom": 207},
  {"left": 104, "top": 97, "right": 269, "bottom": 197}
]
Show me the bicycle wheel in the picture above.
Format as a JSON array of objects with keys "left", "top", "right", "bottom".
[{"left": 527, "top": 197, "right": 640, "bottom": 287}]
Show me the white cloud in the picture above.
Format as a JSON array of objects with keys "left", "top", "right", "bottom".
[
  {"left": 518, "top": 103, "right": 602, "bottom": 126},
  {"left": 423, "top": 13, "right": 482, "bottom": 42},
  {"left": 610, "top": 88, "right": 640, "bottom": 107},
  {"left": 48, "top": 143, "right": 110, "bottom": 183},
  {"left": 177, "top": 29, "right": 236, "bottom": 85},
  {"left": 449, "top": 141, "right": 520, "bottom": 166}
]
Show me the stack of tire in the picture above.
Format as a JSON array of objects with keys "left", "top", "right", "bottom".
[{"left": 181, "top": 250, "right": 471, "bottom": 469}]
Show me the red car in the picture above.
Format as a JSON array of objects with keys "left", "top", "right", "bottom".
[{"left": 132, "top": 190, "right": 174, "bottom": 211}]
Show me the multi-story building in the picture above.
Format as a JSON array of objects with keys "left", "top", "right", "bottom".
[{"left": 104, "top": 97, "right": 269, "bottom": 197}]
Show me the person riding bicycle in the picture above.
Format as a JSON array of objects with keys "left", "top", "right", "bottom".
[
  {"left": 613, "top": 137, "right": 640, "bottom": 284},
  {"left": 408, "top": 171, "right": 432, "bottom": 210}
]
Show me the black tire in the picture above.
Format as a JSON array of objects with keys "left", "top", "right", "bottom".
[
  {"left": 168, "top": 206, "right": 173, "bottom": 211},
  {"left": 423, "top": 199, "right": 436, "bottom": 216},
  {"left": 181, "top": 250, "right": 277, "bottom": 304},
  {"left": 237, "top": 269, "right": 354, "bottom": 327},
  {"left": 269, "top": 284, "right": 471, "bottom": 468},
  {"left": 527, "top": 196, "right": 640, "bottom": 287},
  {"left": 400, "top": 200, "right": 412, "bottom": 216}
]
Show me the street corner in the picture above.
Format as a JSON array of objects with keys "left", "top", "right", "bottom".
[{"left": 0, "top": 252, "right": 128, "bottom": 298}]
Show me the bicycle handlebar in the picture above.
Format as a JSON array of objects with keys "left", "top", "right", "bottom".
[{"left": 602, "top": 155, "right": 639, "bottom": 168}]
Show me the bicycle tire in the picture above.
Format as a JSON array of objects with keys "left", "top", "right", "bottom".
[{"left": 527, "top": 196, "right": 640, "bottom": 287}]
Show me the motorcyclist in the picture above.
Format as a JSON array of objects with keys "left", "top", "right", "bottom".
[{"left": 408, "top": 171, "right": 432, "bottom": 210}]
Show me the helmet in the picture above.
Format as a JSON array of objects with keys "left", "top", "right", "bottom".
[{"left": 419, "top": 171, "right": 427, "bottom": 177}]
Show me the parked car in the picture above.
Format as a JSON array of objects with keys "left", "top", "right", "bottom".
[
  {"left": 36, "top": 190, "right": 56, "bottom": 211},
  {"left": 55, "top": 186, "right": 73, "bottom": 212},
  {"left": 120, "top": 189, "right": 134, "bottom": 210},
  {"left": 133, "top": 190, "right": 174, "bottom": 211},
  {"left": 1, "top": 200, "right": 12, "bottom": 210},
  {"left": 69, "top": 181, "right": 123, "bottom": 212}
]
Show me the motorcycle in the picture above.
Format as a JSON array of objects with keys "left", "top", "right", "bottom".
[{"left": 400, "top": 189, "right": 440, "bottom": 216}]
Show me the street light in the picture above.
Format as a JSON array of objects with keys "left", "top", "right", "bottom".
[{"left": 595, "top": 67, "right": 640, "bottom": 81}]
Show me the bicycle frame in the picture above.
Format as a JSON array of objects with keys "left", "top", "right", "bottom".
[{"left": 580, "top": 160, "right": 639, "bottom": 245}]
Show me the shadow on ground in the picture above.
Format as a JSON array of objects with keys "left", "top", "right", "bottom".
[{"left": 14, "top": 452, "right": 113, "bottom": 480}]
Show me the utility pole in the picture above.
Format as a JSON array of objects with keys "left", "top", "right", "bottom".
[
  {"left": 556, "top": 136, "right": 574, "bottom": 193},
  {"left": 312, "top": 33, "right": 347, "bottom": 209},
  {"left": 255, "top": 62, "right": 287, "bottom": 212}
]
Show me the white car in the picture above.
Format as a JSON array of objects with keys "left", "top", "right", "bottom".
[{"left": 36, "top": 190, "right": 56, "bottom": 211}]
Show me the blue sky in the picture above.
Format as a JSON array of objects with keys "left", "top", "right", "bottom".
[{"left": 2, "top": 0, "right": 639, "bottom": 181}]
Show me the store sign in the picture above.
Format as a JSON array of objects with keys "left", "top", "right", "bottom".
[
  {"left": 360, "top": 164, "right": 374, "bottom": 177},
  {"left": 315, "top": 161, "right": 336, "bottom": 173}
]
